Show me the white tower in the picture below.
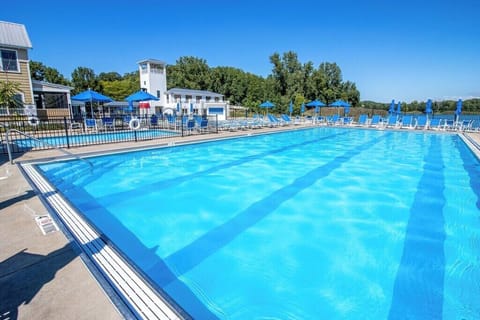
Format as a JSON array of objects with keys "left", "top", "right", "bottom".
[{"left": 137, "top": 59, "right": 167, "bottom": 111}]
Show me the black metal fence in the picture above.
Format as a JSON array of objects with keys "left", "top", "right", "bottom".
[{"left": 0, "top": 114, "right": 218, "bottom": 154}]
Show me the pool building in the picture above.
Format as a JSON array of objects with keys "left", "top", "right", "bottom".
[{"left": 137, "top": 59, "right": 229, "bottom": 120}]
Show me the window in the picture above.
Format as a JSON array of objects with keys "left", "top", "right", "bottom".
[
  {"left": 140, "top": 63, "right": 148, "bottom": 73},
  {"left": 13, "top": 93, "right": 24, "bottom": 107},
  {"left": 150, "top": 63, "right": 164, "bottom": 74},
  {"left": 157, "top": 90, "right": 161, "bottom": 98},
  {"left": 1, "top": 49, "right": 19, "bottom": 72}
]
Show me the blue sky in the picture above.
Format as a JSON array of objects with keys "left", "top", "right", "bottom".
[{"left": 4, "top": 0, "right": 480, "bottom": 102}]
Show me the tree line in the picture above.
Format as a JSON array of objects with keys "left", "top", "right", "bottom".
[
  {"left": 29, "top": 51, "right": 360, "bottom": 114},
  {"left": 26, "top": 51, "right": 480, "bottom": 114}
]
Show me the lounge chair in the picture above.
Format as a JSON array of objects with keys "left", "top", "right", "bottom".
[
  {"left": 458, "top": 120, "right": 473, "bottom": 131},
  {"left": 184, "top": 119, "right": 195, "bottom": 133},
  {"left": 267, "top": 114, "right": 281, "bottom": 127},
  {"left": 199, "top": 119, "right": 209, "bottom": 132},
  {"left": 150, "top": 114, "right": 159, "bottom": 127},
  {"left": 101, "top": 117, "right": 115, "bottom": 131},
  {"left": 327, "top": 114, "right": 340, "bottom": 125},
  {"left": 385, "top": 115, "right": 399, "bottom": 128},
  {"left": 443, "top": 119, "right": 456, "bottom": 131},
  {"left": 400, "top": 115, "right": 413, "bottom": 129},
  {"left": 356, "top": 114, "right": 368, "bottom": 126},
  {"left": 84, "top": 118, "right": 98, "bottom": 132},
  {"left": 369, "top": 115, "right": 381, "bottom": 127},
  {"left": 415, "top": 116, "right": 427, "bottom": 129},
  {"left": 342, "top": 117, "right": 353, "bottom": 125},
  {"left": 281, "top": 114, "right": 292, "bottom": 125},
  {"left": 428, "top": 118, "right": 442, "bottom": 130}
]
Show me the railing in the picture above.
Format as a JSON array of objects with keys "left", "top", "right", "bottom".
[
  {"left": 1, "top": 114, "right": 218, "bottom": 154},
  {"left": 5, "top": 128, "right": 94, "bottom": 168}
]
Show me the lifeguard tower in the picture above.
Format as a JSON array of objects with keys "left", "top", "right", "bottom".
[{"left": 137, "top": 59, "right": 167, "bottom": 114}]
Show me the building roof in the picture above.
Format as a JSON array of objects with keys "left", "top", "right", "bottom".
[
  {"left": 167, "top": 87, "right": 223, "bottom": 98},
  {"left": 137, "top": 58, "right": 166, "bottom": 66},
  {"left": 32, "top": 80, "right": 73, "bottom": 91},
  {"left": 0, "top": 21, "right": 32, "bottom": 49}
]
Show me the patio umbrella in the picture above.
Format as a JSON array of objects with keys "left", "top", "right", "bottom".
[
  {"left": 71, "top": 89, "right": 113, "bottom": 117},
  {"left": 306, "top": 100, "right": 325, "bottom": 116},
  {"left": 455, "top": 99, "right": 462, "bottom": 115},
  {"left": 259, "top": 101, "right": 275, "bottom": 115},
  {"left": 455, "top": 99, "right": 462, "bottom": 121},
  {"left": 125, "top": 90, "right": 159, "bottom": 102},
  {"left": 301, "top": 103, "right": 305, "bottom": 115},
  {"left": 329, "top": 100, "right": 349, "bottom": 116},
  {"left": 425, "top": 99, "right": 433, "bottom": 115},
  {"left": 306, "top": 100, "right": 325, "bottom": 108},
  {"left": 259, "top": 101, "right": 275, "bottom": 108},
  {"left": 388, "top": 100, "right": 396, "bottom": 114},
  {"left": 289, "top": 101, "right": 293, "bottom": 116},
  {"left": 330, "top": 100, "right": 351, "bottom": 116},
  {"left": 397, "top": 102, "right": 402, "bottom": 115}
]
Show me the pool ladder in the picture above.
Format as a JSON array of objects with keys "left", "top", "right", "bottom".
[{"left": 4, "top": 128, "right": 94, "bottom": 169}]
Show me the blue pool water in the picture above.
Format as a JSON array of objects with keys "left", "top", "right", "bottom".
[
  {"left": 37, "top": 127, "right": 480, "bottom": 319},
  {"left": 14, "top": 129, "right": 176, "bottom": 148}
]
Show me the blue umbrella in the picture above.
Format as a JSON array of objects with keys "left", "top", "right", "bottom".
[
  {"left": 329, "top": 100, "right": 350, "bottom": 107},
  {"left": 306, "top": 100, "right": 325, "bottom": 117},
  {"left": 125, "top": 90, "right": 159, "bottom": 102},
  {"left": 289, "top": 101, "right": 293, "bottom": 115},
  {"left": 329, "top": 100, "right": 350, "bottom": 116},
  {"left": 72, "top": 89, "right": 113, "bottom": 103},
  {"left": 455, "top": 99, "right": 462, "bottom": 115},
  {"left": 259, "top": 101, "right": 275, "bottom": 108},
  {"left": 300, "top": 103, "right": 305, "bottom": 115},
  {"left": 259, "top": 101, "right": 275, "bottom": 115},
  {"left": 425, "top": 99, "right": 433, "bottom": 114},
  {"left": 72, "top": 89, "right": 113, "bottom": 117},
  {"left": 388, "top": 100, "right": 396, "bottom": 114},
  {"left": 306, "top": 100, "right": 326, "bottom": 108},
  {"left": 397, "top": 102, "right": 402, "bottom": 115}
]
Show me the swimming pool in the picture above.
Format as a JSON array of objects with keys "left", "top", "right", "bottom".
[
  {"left": 13, "top": 129, "right": 177, "bottom": 149},
  {"left": 32, "top": 127, "right": 480, "bottom": 319}
]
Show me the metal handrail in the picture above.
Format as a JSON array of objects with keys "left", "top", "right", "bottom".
[{"left": 5, "top": 128, "right": 93, "bottom": 168}]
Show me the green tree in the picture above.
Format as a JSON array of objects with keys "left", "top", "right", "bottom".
[
  {"left": 0, "top": 80, "right": 22, "bottom": 113},
  {"left": 30, "top": 61, "right": 69, "bottom": 85},
  {"left": 100, "top": 71, "right": 139, "bottom": 100},
  {"left": 98, "top": 72, "right": 122, "bottom": 82},
  {"left": 167, "top": 56, "right": 211, "bottom": 90},
  {"left": 316, "top": 62, "right": 342, "bottom": 105},
  {"left": 71, "top": 67, "right": 101, "bottom": 94}
]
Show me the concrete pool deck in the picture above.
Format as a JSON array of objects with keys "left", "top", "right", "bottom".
[{"left": 1, "top": 124, "right": 480, "bottom": 319}]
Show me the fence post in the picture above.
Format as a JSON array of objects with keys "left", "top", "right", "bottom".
[
  {"left": 181, "top": 117, "right": 184, "bottom": 137},
  {"left": 63, "top": 117, "right": 70, "bottom": 148}
]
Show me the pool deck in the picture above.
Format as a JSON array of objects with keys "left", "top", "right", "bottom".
[{"left": 1, "top": 124, "right": 480, "bottom": 319}]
